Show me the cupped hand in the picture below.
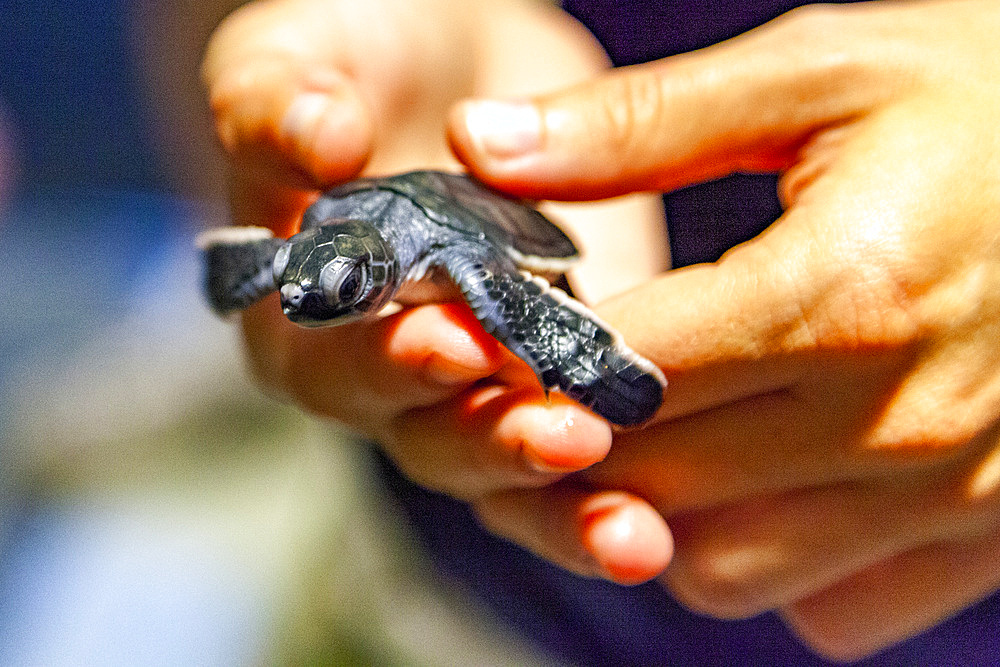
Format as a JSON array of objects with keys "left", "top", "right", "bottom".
[
  {"left": 202, "top": 0, "right": 672, "bottom": 584},
  {"left": 451, "top": 0, "right": 1000, "bottom": 658}
]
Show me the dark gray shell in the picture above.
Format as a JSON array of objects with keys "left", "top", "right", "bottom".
[{"left": 301, "top": 171, "right": 579, "bottom": 264}]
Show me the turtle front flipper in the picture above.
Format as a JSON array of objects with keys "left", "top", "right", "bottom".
[
  {"left": 443, "top": 250, "right": 666, "bottom": 426},
  {"left": 197, "top": 226, "right": 284, "bottom": 315}
]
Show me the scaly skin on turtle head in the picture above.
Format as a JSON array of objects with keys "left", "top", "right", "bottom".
[{"left": 273, "top": 220, "right": 399, "bottom": 327}]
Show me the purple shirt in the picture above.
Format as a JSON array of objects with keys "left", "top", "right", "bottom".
[
  {"left": 564, "top": 0, "right": 822, "bottom": 268},
  {"left": 381, "top": 2, "right": 1000, "bottom": 664}
]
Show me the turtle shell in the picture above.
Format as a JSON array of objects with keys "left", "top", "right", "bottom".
[{"left": 301, "top": 171, "right": 580, "bottom": 266}]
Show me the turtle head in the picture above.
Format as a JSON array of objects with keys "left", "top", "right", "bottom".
[{"left": 273, "top": 220, "right": 398, "bottom": 326}]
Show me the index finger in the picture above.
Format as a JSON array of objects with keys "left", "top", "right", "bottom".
[{"left": 447, "top": 3, "right": 911, "bottom": 200}]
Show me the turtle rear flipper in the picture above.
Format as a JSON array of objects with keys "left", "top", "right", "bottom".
[
  {"left": 197, "top": 226, "right": 283, "bottom": 315},
  {"left": 444, "top": 249, "right": 665, "bottom": 426}
]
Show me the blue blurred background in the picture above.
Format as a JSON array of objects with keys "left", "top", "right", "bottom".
[
  {"left": 0, "top": 0, "right": 205, "bottom": 388},
  {"left": 0, "top": 3, "right": 256, "bottom": 663},
  {"left": 0, "top": 3, "right": 540, "bottom": 664},
  {"left": 3, "top": 3, "right": 161, "bottom": 191}
]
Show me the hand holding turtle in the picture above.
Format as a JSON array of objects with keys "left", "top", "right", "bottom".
[
  {"left": 450, "top": 0, "right": 1000, "bottom": 658},
  {"left": 202, "top": 0, "right": 674, "bottom": 583}
]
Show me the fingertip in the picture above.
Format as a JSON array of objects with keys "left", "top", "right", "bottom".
[
  {"left": 448, "top": 99, "right": 541, "bottom": 163},
  {"left": 447, "top": 98, "right": 561, "bottom": 199},
  {"left": 499, "top": 400, "right": 612, "bottom": 474},
  {"left": 581, "top": 493, "right": 674, "bottom": 585},
  {"left": 473, "top": 488, "right": 670, "bottom": 585},
  {"left": 448, "top": 93, "right": 633, "bottom": 201}
]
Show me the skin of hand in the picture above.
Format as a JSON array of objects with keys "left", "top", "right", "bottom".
[
  {"left": 201, "top": 0, "right": 673, "bottom": 585},
  {"left": 447, "top": 0, "right": 1000, "bottom": 659}
]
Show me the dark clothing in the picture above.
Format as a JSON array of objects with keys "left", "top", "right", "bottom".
[
  {"left": 564, "top": 0, "right": 811, "bottom": 268},
  {"left": 381, "top": 1, "right": 1000, "bottom": 665}
]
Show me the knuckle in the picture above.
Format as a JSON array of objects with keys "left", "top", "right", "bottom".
[
  {"left": 752, "top": 5, "right": 851, "bottom": 82},
  {"left": 847, "top": 254, "right": 1000, "bottom": 458},
  {"left": 380, "top": 444, "right": 444, "bottom": 494},
  {"left": 244, "top": 353, "right": 288, "bottom": 402},
  {"left": 863, "top": 397, "right": 986, "bottom": 458},
  {"left": 767, "top": 241, "right": 923, "bottom": 357},
  {"left": 241, "top": 341, "right": 281, "bottom": 392},
  {"left": 381, "top": 419, "right": 445, "bottom": 488},
  {"left": 773, "top": 3, "right": 846, "bottom": 38},
  {"left": 471, "top": 497, "right": 510, "bottom": 537},
  {"left": 765, "top": 2, "right": 861, "bottom": 62},
  {"left": 202, "top": 1, "right": 280, "bottom": 85},
  {"left": 668, "top": 574, "right": 771, "bottom": 620},
  {"left": 240, "top": 314, "right": 295, "bottom": 399},
  {"left": 593, "top": 71, "right": 668, "bottom": 166},
  {"left": 823, "top": 261, "right": 922, "bottom": 353}
]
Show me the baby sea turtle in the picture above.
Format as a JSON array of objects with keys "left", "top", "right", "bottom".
[{"left": 198, "top": 170, "right": 665, "bottom": 425}]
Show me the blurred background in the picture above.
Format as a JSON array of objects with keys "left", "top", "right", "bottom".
[{"left": 0, "top": 2, "right": 547, "bottom": 664}]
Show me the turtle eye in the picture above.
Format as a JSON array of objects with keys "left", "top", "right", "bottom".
[
  {"left": 337, "top": 264, "right": 366, "bottom": 304},
  {"left": 320, "top": 260, "right": 368, "bottom": 307}
]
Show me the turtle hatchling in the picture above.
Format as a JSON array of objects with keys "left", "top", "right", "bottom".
[{"left": 198, "top": 170, "right": 665, "bottom": 425}]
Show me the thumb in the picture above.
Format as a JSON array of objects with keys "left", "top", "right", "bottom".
[
  {"left": 448, "top": 7, "right": 889, "bottom": 200},
  {"left": 202, "top": 1, "right": 374, "bottom": 233},
  {"left": 206, "top": 59, "right": 373, "bottom": 189}
]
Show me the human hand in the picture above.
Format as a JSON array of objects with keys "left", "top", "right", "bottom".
[
  {"left": 202, "top": 0, "right": 673, "bottom": 584},
  {"left": 449, "top": 0, "right": 1000, "bottom": 658}
]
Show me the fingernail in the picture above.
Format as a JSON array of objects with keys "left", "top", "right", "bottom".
[
  {"left": 281, "top": 91, "right": 368, "bottom": 179},
  {"left": 520, "top": 405, "right": 612, "bottom": 474},
  {"left": 581, "top": 498, "right": 673, "bottom": 585},
  {"left": 460, "top": 99, "right": 542, "bottom": 159},
  {"left": 282, "top": 92, "right": 331, "bottom": 148}
]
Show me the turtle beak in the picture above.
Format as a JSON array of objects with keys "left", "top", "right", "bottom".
[
  {"left": 280, "top": 283, "right": 308, "bottom": 321},
  {"left": 279, "top": 282, "right": 342, "bottom": 326},
  {"left": 280, "top": 283, "right": 305, "bottom": 309}
]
